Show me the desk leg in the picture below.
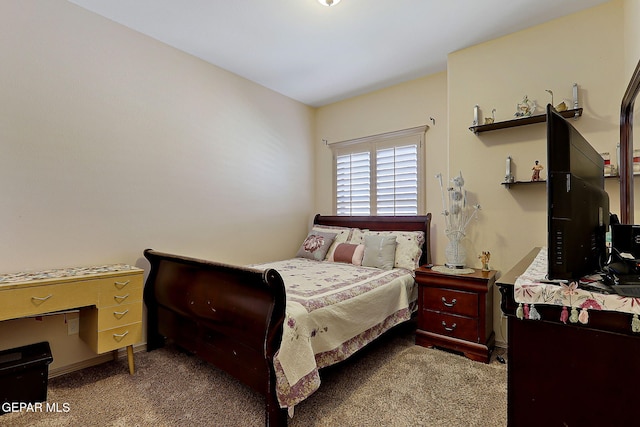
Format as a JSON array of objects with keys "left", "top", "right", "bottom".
[{"left": 127, "top": 345, "right": 135, "bottom": 375}]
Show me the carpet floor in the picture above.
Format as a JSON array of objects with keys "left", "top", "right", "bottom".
[{"left": 2, "top": 323, "right": 507, "bottom": 426}]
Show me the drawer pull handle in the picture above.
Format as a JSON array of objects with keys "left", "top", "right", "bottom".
[
  {"left": 442, "top": 321, "right": 457, "bottom": 332},
  {"left": 441, "top": 297, "right": 457, "bottom": 307},
  {"left": 114, "top": 294, "right": 130, "bottom": 303},
  {"left": 31, "top": 295, "right": 52, "bottom": 304},
  {"left": 113, "top": 331, "right": 129, "bottom": 341},
  {"left": 114, "top": 280, "right": 130, "bottom": 289},
  {"left": 113, "top": 310, "right": 129, "bottom": 319}
]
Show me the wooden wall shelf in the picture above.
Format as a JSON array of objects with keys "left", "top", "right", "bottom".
[
  {"left": 501, "top": 180, "right": 545, "bottom": 188},
  {"left": 470, "top": 108, "right": 583, "bottom": 134},
  {"left": 502, "top": 174, "right": 634, "bottom": 188}
]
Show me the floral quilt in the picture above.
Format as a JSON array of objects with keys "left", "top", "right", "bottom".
[
  {"left": 514, "top": 247, "right": 640, "bottom": 325},
  {"left": 253, "top": 258, "right": 416, "bottom": 412}
]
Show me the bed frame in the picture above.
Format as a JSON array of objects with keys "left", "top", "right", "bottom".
[{"left": 143, "top": 214, "right": 431, "bottom": 426}]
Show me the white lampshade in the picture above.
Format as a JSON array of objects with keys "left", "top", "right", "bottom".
[{"left": 318, "top": 0, "right": 341, "bottom": 6}]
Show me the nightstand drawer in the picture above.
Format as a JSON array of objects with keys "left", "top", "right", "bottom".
[
  {"left": 423, "top": 287, "right": 478, "bottom": 317},
  {"left": 421, "top": 311, "right": 479, "bottom": 342}
]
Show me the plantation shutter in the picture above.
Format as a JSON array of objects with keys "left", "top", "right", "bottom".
[
  {"left": 376, "top": 144, "right": 419, "bottom": 215},
  {"left": 336, "top": 151, "right": 371, "bottom": 215},
  {"left": 330, "top": 125, "right": 427, "bottom": 216}
]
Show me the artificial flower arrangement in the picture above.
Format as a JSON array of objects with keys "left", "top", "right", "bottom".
[{"left": 436, "top": 171, "right": 481, "bottom": 268}]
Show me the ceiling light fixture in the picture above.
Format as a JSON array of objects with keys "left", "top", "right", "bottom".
[{"left": 318, "top": 0, "right": 341, "bottom": 6}]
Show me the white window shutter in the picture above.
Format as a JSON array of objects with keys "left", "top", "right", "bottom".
[
  {"left": 330, "top": 125, "right": 426, "bottom": 216},
  {"left": 336, "top": 152, "right": 371, "bottom": 215},
  {"left": 376, "top": 144, "right": 418, "bottom": 215}
]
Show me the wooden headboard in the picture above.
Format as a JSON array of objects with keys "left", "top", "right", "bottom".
[{"left": 313, "top": 214, "right": 432, "bottom": 267}]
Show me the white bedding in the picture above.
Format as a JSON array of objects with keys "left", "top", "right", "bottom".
[{"left": 253, "top": 257, "right": 417, "bottom": 410}]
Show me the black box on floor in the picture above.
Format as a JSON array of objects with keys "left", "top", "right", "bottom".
[{"left": 0, "top": 341, "right": 53, "bottom": 415}]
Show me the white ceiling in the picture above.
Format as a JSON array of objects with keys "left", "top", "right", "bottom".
[{"left": 68, "top": 0, "right": 609, "bottom": 107}]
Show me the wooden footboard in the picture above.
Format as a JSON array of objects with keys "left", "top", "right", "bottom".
[{"left": 143, "top": 249, "right": 288, "bottom": 426}]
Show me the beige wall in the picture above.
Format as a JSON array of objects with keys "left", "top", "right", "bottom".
[
  {"left": 314, "top": 72, "right": 449, "bottom": 255},
  {"left": 448, "top": 1, "right": 626, "bottom": 345},
  {"left": 0, "top": 1, "right": 315, "bottom": 372},
  {"left": 449, "top": 0, "right": 624, "bottom": 268},
  {"left": 316, "top": 0, "right": 631, "bottom": 346},
  {"left": 624, "top": 0, "right": 640, "bottom": 76}
]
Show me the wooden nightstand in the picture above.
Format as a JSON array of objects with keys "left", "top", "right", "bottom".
[{"left": 415, "top": 266, "right": 496, "bottom": 363}]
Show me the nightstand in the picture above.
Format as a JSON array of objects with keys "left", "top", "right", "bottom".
[{"left": 415, "top": 266, "right": 496, "bottom": 363}]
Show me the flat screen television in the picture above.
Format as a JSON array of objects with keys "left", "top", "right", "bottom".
[{"left": 547, "top": 104, "right": 610, "bottom": 280}]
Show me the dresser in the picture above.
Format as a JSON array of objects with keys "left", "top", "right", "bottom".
[
  {"left": 415, "top": 266, "right": 496, "bottom": 363},
  {"left": 0, "top": 265, "right": 144, "bottom": 374},
  {"left": 498, "top": 249, "right": 640, "bottom": 426}
]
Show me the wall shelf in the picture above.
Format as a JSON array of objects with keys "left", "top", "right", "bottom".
[
  {"left": 501, "top": 180, "right": 545, "bottom": 189},
  {"left": 501, "top": 174, "right": 634, "bottom": 188},
  {"left": 470, "top": 108, "right": 583, "bottom": 134}
]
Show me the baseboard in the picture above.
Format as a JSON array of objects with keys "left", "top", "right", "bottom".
[{"left": 48, "top": 343, "right": 147, "bottom": 379}]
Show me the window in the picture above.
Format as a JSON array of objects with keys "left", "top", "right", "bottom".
[
  {"left": 336, "top": 151, "right": 371, "bottom": 215},
  {"left": 331, "top": 126, "right": 426, "bottom": 216},
  {"left": 376, "top": 144, "right": 419, "bottom": 215}
]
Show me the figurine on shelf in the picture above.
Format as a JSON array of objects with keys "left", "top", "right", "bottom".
[
  {"left": 545, "top": 89, "right": 554, "bottom": 107},
  {"left": 504, "top": 155, "right": 515, "bottom": 183},
  {"left": 515, "top": 95, "right": 536, "bottom": 118},
  {"left": 479, "top": 251, "right": 491, "bottom": 271},
  {"left": 555, "top": 101, "right": 568, "bottom": 112},
  {"left": 531, "top": 160, "right": 544, "bottom": 181},
  {"left": 484, "top": 109, "right": 496, "bottom": 125}
]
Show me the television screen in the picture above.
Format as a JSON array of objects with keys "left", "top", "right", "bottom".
[{"left": 547, "top": 104, "right": 609, "bottom": 280}]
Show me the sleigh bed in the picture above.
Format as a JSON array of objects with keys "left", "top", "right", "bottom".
[{"left": 143, "top": 214, "right": 431, "bottom": 426}]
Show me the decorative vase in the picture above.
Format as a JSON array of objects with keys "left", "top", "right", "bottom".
[{"left": 445, "top": 230, "right": 466, "bottom": 268}]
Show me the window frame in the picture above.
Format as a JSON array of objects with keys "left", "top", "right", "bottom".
[{"left": 330, "top": 125, "right": 427, "bottom": 216}]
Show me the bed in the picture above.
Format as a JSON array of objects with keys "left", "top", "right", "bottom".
[{"left": 143, "top": 214, "right": 432, "bottom": 426}]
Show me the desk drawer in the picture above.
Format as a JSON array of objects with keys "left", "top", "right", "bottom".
[
  {"left": 421, "top": 310, "right": 479, "bottom": 342},
  {"left": 98, "top": 286, "right": 143, "bottom": 308},
  {"left": 80, "top": 301, "right": 143, "bottom": 341},
  {"left": 0, "top": 282, "right": 96, "bottom": 321},
  {"left": 95, "top": 323, "right": 143, "bottom": 353},
  {"left": 96, "top": 274, "right": 143, "bottom": 307},
  {"left": 422, "top": 287, "right": 478, "bottom": 317},
  {"left": 94, "top": 302, "right": 143, "bottom": 330},
  {"left": 81, "top": 322, "right": 143, "bottom": 354},
  {"left": 96, "top": 274, "right": 143, "bottom": 294}
]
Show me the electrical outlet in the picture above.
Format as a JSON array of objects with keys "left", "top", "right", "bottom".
[{"left": 67, "top": 317, "right": 79, "bottom": 335}]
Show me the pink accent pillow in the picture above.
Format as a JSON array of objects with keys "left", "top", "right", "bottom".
[{"left": 329, "top": 243, "right": 365, "bottom": 265}]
